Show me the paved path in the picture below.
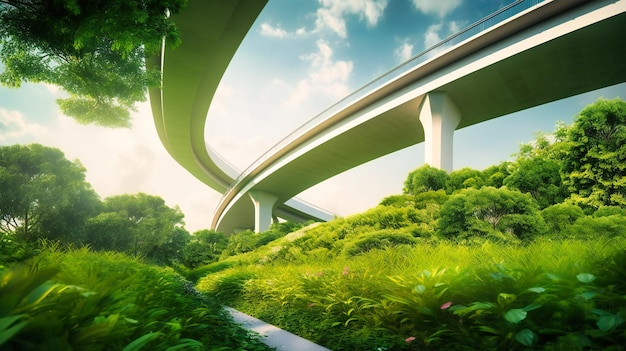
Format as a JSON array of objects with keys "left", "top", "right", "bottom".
[{"left": 225, "top": 307, "right": 332, "bottom": 351}]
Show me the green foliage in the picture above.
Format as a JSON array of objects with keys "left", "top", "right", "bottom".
[
  {"left": 0, "top": 144, "right": 101, "bottom": 242},
  {"left": 181, "top": 230, "right": 229, "bottom": 269},
  {"left": 0, "top": 245, "right": 271, "bottom": 350},
  {"left": 221, "top": 230, "right": 259, "bottom": 257},
  {"left": 439, "top": 187, "right": 545, "bottom": 240},
  {"left": 541, "top": 203, "right": 585, "bottom": 235},
  {"left": 0, "top": 0, "right": 186, "bottom": 127},
  {"left": 481, "top": 161, "right": 513, "bottom": 188},
  {"left": 184, "top": 261, "right": 236, "bottom": 283},
  {"left": 445, "top": 167, "right": 483, "bottom": 194},
  {"left": 563, "top": 98, "right": 626, "bottom": 209},
  {"left": 84, "top": 193, "right": 189, "bottom": 264},
  {"left": 504, "top": 157, "right": 569, "bottom": 208},
  {"left": 343, "top": 229, "right": 417, "bottom": 256},
  {"left": 206, "top": 237, "right": 626, "bottom": 351},
  {"left": 563, "top": 215, "right": 626, "bottom": 239},
  {"left": 403, "top": 164, "right": 449, "bottom": 195},
  {"left": 196, "top": 269, "right": 257, "bottom": 306}
]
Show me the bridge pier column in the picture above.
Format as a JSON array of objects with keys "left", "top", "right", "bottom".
[
  {"left": 248, "top": 190, "right": 277, "bottom": 233},
  {"left": 419, "top": 92, "right": 461, "bottom": 172}
]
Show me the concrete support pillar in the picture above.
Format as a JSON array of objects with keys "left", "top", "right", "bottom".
[
  {"left": 418, "top": 92, "right": 461, "bottom": 172},
  {"left": 248, "top": 190, "right": 278, "bottom": 233}
]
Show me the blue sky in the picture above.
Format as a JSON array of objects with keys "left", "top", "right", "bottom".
[{"left": 1, "top": 0, "right": 625, "bottom": 232}]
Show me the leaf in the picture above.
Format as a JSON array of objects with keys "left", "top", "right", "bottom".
[
  {"left": 0, "top": 315, "right": 29, "bottom": 346},
  {"left": 414, "top": 285, "right": 426, "bottom": 294},
  {"left": 478, "top": 325, "right": 500, "bottom": 335},
  {"left": 497, "top": 293, "right": 517, "bottom": 305},
  {"left": 504, "top": 309, "right": 527, "bottom": 324},
  {"left": 523, "top": 303, "right": 542, "bottom": 312},
  {"left": 122, "top": 332, "right": 162, "bottom": 351},
  {"left": 527, "top": 287, "right": 545, "bottom": 293},
  {"left": 165, "top": 339, "right": 203, "bottom": 351},
  {"left": 596, "top": 313, "right": 624, "bottom": 332},
  {"left": 592, "top": 308, "right": 613, "bottom": 316},
  {"left": 576, "top": 273, "right": 596, "bottom": 283},
  {"left": 515, "top": 328, "right": 535, "bottom": 346},
  {"left": 452, "top": 302, "right": 495, "bottom": 317}
]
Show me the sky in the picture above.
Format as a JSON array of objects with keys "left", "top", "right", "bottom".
[{"left": 1, "top": 0, "right": 624, "bottom": 233}]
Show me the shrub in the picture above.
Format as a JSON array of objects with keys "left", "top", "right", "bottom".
[
  {"left": 196, "top": 269, "right": 257, "bottom": 305},
  {"left": 343, "top": 230, "right": 417, "bottom": 256},
  {"left": 541, "top": 203, "right": 586, "bottom": 235},
  {"left": 564, "top": 215, "right": 626, "bottom": 238}
]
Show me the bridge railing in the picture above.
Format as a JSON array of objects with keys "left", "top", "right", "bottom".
[{"left": 224, "top": 0, "right": 545, "bottom": 197}]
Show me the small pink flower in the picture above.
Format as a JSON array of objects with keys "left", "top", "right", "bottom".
[
  {"left": 316, "top": 271, "right": 323, "bottom": 277},
  {"left": 342, "top": 266, "right": 350, "bottom": 275},
  {"left": 405, "top": 336, "right": 416, "bottom": 343},
  {"left": 440, "top": 301, "right": 453, "bottom": 310}
]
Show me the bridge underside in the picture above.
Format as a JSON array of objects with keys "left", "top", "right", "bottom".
[{"left": 215, "top": 5, "right": 626, "bottom": 233}]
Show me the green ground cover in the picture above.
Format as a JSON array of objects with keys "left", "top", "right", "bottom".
[
  {"left": 0, "top": 243, "right": 271, "bottom": 351},
  {"left": 196, "top": 233, "right": 626, "bottom": 350}
]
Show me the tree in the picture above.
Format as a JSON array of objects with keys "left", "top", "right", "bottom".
[
  {"left": 562, "top": 98, "right": 626, "bottom": 209},
  {"left": 502, "top": 125, "right": 571, "bottom": 208},
  {"left": 221, "top": 230, "right": 258, "bottom": 258},
  {"left": 445, "top": 167, "right": 483, "bottom": 194},
  {"left": 85, "top": 193, "right": 188, "bottom": 263},
  {"left": 503, "top": 157, "right": 568, "bottom": 208},
  {"left": 403, "top": 164, "right": 449, "bottom": 195},
  {"left": 540, "top": 203, "right": 585, "bottom": 235},
  {"left": 0, "top": 0, "right": 185, "bottom": 127},
  {"left": 439, "top": 187, "right": 545, "bottom": 240},
  {"left": 0, "top": 144, "right": 101, "bottom": 242},
  {"left": 181, "top": 229, "right": 228, "bottom": 268},
  {"left": 481, "top": 161, "right": 513, "bottom": 188}
]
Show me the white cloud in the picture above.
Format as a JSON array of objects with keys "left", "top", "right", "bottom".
[
  {"left": 285, "top": 40, "right": 353, "bottom": 107},
  {"left": 259, "top": 0, "right": 389, "bottom": 40},
  {"left": 411, "top": 0, "right": 462, "bottom": 18},
  {"left": 0, "top": 108, "right": 47, "bottom": 142},
  {"left": 394, "top": 41, "right": 414, "bottom": 63},
  {"left": 260, "top": 22, "right": 289, "bottom": 38},
  {"left": 424, "top": 23, "right": 443, "bottom": 48},
  {"left": 314, "top": 0, "right": 389, "bottom": 38},
  {"left": 448, "top": 20, "right": 462, "bottom": 34}
]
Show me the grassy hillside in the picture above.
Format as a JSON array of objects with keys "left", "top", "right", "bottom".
[{"left": 194, "top": 205, "right": 626, "bottom": 350}]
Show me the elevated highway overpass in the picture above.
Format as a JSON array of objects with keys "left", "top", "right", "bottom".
[{"left": 149, "top": 0, "right": 626, "bottom": 234}]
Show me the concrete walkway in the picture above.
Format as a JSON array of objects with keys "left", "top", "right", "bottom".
[{"left": 225, "top": 307, "right": 332, "bottom": 351}]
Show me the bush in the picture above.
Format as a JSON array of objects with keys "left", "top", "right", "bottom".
[
  {"left": 564, "top": 215, "right": 626, "bottom": 238},
  {"left": 184, "top": 261, "right": 236, "bottom": 282},
  {"left": 541, "top": 203, "right": 586, "bottom": 235},
  {"left": 343, "top": 230, "right": 417, "bottom": 256},
  {"left": 196, "top": 269, "right": 257, "bottom": 305}
]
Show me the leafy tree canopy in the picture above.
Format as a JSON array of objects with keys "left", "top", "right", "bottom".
[
  {"left": 0, "top": 0, "right": 186, "bottom": 127},
  {"left": 445, "top": 167, "right": 483, "bottom": 194},
  {"left": 563, "top": 98, "right": 626, "bottom": 209},
  {"left": 0, "top": 143, "right": 101, "bottom": 241},
  {"left": 438, "top": 186, "right": 544, "bottom": 240},
  {"left": 85, "top": 193, "right": 188, "bottom": 263},
  {"left": 503, "top": 157, "right": 568, "bottom": 208},
  {"left": 403, "top": 164, "right": 449, "bottom": 195}
]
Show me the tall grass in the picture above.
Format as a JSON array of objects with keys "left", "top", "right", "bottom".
[
  {"left": 0, "top": 243, "right": 271, "bottom": 350},
  {"left": 197, "top": 236, "right": 626, "bottom": 350}
]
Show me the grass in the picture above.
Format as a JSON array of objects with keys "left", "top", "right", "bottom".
[
  {"left": 0, "top": 243, "right": 272, "bottom": 351},
  {"left": 197, "top": 235, "right": 626, "bottom": 350}
]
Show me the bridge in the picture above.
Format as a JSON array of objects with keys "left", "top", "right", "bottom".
[{"left": 148, "top": 0, "right": 626, "bottom": 234}]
